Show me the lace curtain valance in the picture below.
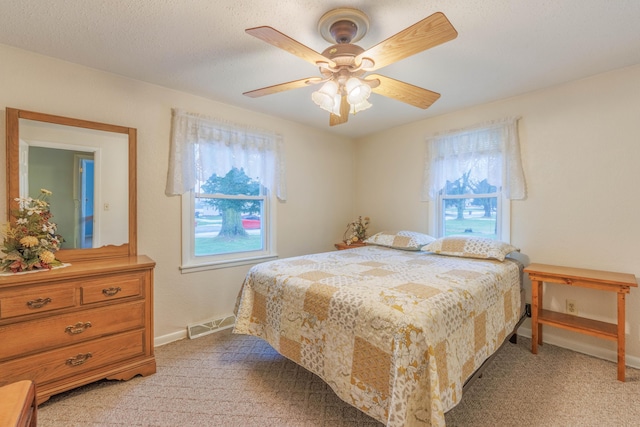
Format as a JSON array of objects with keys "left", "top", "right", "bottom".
[
  {"left": 165, "top": 109, "right": 287, "bottom": 201},
  {"left": 422, "top": 117, "right": 526, "bottom": 201}
]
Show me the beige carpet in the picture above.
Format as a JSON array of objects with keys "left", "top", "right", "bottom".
[{"left": 38, "top": 328, "right": 640, "bottom": 426}]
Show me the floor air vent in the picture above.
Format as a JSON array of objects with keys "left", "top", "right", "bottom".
[{"left": 187, "top": 314, "right": 236, "bottom": 339}]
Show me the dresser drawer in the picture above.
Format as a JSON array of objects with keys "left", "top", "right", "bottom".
[
  {"left": 0, "top": 285, "right": 76, "bottom": 319},
  {"left": 0, "top": 301, "right": 145, "bottom": 361},
  {"left": 0, "top": 329, "right": 146, "bottom": 386},
  {"left": 81, "top": 273, "right": 143, "bottom": 305}
]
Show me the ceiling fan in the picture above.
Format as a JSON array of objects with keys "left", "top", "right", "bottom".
[{"left": 243, "top": 8, "right": 458, "bottom": 126}]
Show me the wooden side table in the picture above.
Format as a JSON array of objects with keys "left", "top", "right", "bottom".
[
  {"left": 334, "top": 242, "right": 367, "bottom": 250},
  {"left": 0, "top": 380, "right": 37, "bottom": 427},
  {"left": 524, "top": 263, "right": 637, "bottom": 381}
]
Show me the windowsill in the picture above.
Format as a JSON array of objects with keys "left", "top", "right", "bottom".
[{"left": 179, "top": 254, "right": 278, "bottom": 274}]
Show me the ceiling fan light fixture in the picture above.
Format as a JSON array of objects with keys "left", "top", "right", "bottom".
[
  {"left": 312, "top": 80, "right": 339, "bottom": 112},
  {"left": 313, "top": 77, "right": 372, "bottom": 116},
  {"left": 350, "top": 98, "right": 372, "bottom": 114},
  {"left": 345, "top": 77, "right": 371, "bottom": 105},
  {"left": 313, "top": 94, "right": 336, "bottom": 113},
  {"left": 331, "top": 94, "right": 342, "bottom": 116}
]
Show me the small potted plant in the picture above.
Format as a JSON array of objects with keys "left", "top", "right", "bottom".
[
  {"left": 343, "top": 216, "right": 370, "bottom": 245},
  {"left": 0, "top": 189, "right": 64, "bottom": 273}
]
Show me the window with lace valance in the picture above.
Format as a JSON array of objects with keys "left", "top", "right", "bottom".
[
  {"left": 166, "top": 109, "right": 285, "bottom": 272},
  {"left": 422, "top": 117, "right": 525, "bottom": 240}
]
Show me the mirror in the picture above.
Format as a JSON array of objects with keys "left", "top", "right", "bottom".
[{"left": 6, "top": 108, "right": 137, "bottom": 261}]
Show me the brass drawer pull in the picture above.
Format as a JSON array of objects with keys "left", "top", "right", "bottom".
[
  {"left": 65, "top": 321, "right": 92, "bottom": 335},
  {"left": 102, "top": 287, "right": 122, "bottom": 297},
  {"left": 26, "top": 297, "right": 52, "bottom": 309},
  {"left": 66, "top": 353, "right": 93, "bottom": 367}
]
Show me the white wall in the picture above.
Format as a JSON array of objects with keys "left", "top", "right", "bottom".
[
  {"left": 0, "top": 44, "right": 356, "bottom": 343},
  {"left": 355, "top": 64, "right": 640, "bottom": 367}
]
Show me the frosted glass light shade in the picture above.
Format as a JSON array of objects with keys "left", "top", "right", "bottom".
[
  {"left": 345, "top": 77, "right": 371, "bottom": 105},
  {"left": 331, "top": 94, "right": 342, "bottom": 116},
  {"left": 351, "top": 98, "right": 372, "bottom": 114},
  {"left": 312, "top": 81, "right": 339, "bottom": 113}
]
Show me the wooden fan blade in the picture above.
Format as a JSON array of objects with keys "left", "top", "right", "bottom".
[
  {"left": 329, "top": 95, "right": 350, "bottom": 126},
  {"left": 356, "top": 12, "right": 457, "bottom": 71},
  {"left": 243, "top": 77, "right": 322, "bottom": 98},
  {"left": 366, "top": 74, "right": 440, "bottom": 109},
  {"left": 246, "top": 26, "right": 336, "bottom": 68}
]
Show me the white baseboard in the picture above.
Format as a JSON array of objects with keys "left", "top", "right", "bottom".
[
  {"left": 518, "top": 325, "right": 640, "bottom": 370},
  {"left": 154, "top": 330, "right": 188, "bottom": 347}
]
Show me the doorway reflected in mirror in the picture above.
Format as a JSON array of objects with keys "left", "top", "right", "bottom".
[{"left": 28, "top": 147, "right": 95, "bottom": 249}]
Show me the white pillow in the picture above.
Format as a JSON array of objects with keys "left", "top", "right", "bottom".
[
  {"left": 365, "top": 231, "right": 436, "bottom": 251},
  {"left": 421, "top": 236, "right": 519, "bottom": 261}
]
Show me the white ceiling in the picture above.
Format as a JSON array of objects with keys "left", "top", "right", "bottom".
[{"left": 1, "top": 1, "right": 639, "bottom": 138}]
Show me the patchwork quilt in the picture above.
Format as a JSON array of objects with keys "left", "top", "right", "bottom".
[{"left": 233, "top": 245, "right": 522, "bottom": 426}]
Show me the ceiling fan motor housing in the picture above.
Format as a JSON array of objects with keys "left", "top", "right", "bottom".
[
  {"left": 321, "top": 42, "right": 364, "bottom": 59},
  {"left": 330, "top": 20, "right": 358, "bottom": 43}
]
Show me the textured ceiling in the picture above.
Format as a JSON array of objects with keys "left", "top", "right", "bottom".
[{"left": 1, "top": 0, "right": 639, "bottom": 138}]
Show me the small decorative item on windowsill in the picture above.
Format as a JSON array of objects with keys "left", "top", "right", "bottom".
[
  {"left": 0, "top": 189, "right": 64, "bottom": 273},
  {"left": 342, "top": 215, "right": 370, "bottom": 246}
]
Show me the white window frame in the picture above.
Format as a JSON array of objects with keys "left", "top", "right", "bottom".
[
  {"left": 180, "top": 190, "right": 277, "bottom": 273},
  {"left": 431, "top": 188, "right": 511, "bottom": 242}
]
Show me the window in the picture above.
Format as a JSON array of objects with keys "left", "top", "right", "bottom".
[
  {"left": 183, "top": 167, "right": 272, "bottom": 267},
  {"left": 166, "top": 109, "right": 286, "bottom": 272},
  {"left": 189, "top": 168, "right": 271, "bottom": 260},
  {"left": 423, "top": 118, "right": 525, "bottom": 242},
  {"left": 438, "top": 178, "right": 502, "bottom": 239}
]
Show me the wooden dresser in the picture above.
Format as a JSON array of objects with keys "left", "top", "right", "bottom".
[
  {"left": 0, "top": 380, "right": 37, "bottom": 427},
  {"left": 0, "top": 255, "right": 156, "bottom": 403}
]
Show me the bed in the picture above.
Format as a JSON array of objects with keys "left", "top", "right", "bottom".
[{"left": 233, "top": 234, "right": 524, "bottom": 427}]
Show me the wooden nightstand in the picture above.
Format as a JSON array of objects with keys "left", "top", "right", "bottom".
[
  {"left": 524, "top": 263, "right": 637, "bottom": 381},
  {"left": 334, "top": 242, "right": 367, "bottom": 250},
  {"left": 0, "top": 380, "right": 37, "bottom": 427}
]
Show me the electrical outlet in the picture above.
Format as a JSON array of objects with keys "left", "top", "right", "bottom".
[{"left": 566, "top": 299, "right": 578, "bottom": 315}]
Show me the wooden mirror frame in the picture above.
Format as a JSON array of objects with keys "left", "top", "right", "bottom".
[{"left": 5, "top": 108, "right": 137, "bottom": 262}]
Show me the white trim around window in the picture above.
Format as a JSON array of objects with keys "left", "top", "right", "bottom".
[{"left": 179, "top": 190, "right": 278, "bottom": 273}]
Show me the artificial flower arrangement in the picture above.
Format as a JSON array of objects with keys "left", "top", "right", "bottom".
[
  {"left": 0, "top": 189, "right": 64, "bottom": 273},
  {"left": 342, "top": 215, "right": 370, "bottom": 245}
]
